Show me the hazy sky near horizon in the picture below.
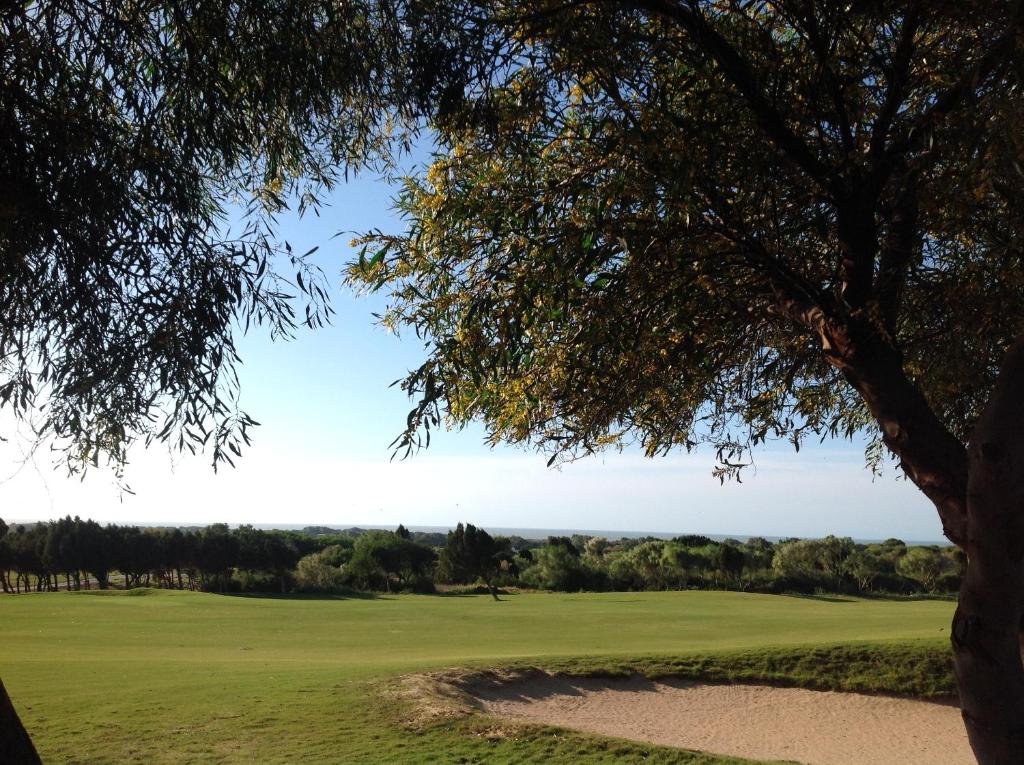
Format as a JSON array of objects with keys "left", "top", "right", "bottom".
[{"left": 0, "top": 167, "right": 945, "bottom": 541}]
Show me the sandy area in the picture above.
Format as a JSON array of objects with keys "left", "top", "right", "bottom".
[{"left": 471, "top": 675, "right": 974, "bottom": 765}]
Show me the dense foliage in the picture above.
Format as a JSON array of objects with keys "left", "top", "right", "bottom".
[
  {"left": 0, "top": 517, "right": 314, "bottom": 593},
  {"left": 347, "top": 1, "right": 1024, "bottom": 547},
  {"left": 437, "top": 522, "right": 514, "bottom": 598},
  {"left": 0, "top": 0, "right": 435, "bottom": 473},
  {"left": 0, "top": 517, "right": 962, "bottom": 598}
]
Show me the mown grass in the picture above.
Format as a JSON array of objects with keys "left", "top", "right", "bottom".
[{"left": 0, "top": 588, "right": 956, "bottom": 764}]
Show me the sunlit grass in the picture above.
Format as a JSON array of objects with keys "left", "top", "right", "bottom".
[{"left": 1, "top": 589, "right": 955, "bottom": 764}]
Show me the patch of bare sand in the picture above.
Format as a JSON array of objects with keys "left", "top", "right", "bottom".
[{"left": 470, "top": 675, "right": 973, "bottom": 765}]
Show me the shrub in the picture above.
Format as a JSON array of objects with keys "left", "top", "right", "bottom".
[{"left": 295, "top": 551, "right": 345, "bottom": 592}]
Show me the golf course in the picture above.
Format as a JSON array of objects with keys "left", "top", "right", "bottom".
[{"left": 1, "top": 588, "right": 957, "bottom": 764}]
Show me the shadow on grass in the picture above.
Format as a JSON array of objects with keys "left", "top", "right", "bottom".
[
  {"left": 434, "top": 588, "right": 518, "bottom": 599},
  {"left": 863, "top": 593, "right": 958, "bottom": 602},
  {"left": 780, "top": 592, "right": 857, "bottom": 603},
  {"left": 224, "top": 590, "right": 386, "bottom": 601}
]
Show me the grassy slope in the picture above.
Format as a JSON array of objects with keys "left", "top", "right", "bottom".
[{"left": 0, "top": 589, "right": 955, "bottom": 764}]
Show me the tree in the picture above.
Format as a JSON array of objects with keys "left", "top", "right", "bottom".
[
  {"left": 438, "top": 523, "right": 511, "bottom": 599},
  {"left": 844, "top": 549, "right": 890, "bottom": 593},
  {"left": 78, "top": 521, "right": 113, "bottom": 590},
  {"left": 771, "top": 539, "right": 821, "bottom": 585},
  {"left": 897, "top": 547, "right": 949, "bottom": 592},
  {"left": 347, "top": 531, "right": 436, "bottom": 592},
  {"left": 817, "top": 536, "right": 855, "bottom": 590},
  {"left": 0, "top": 518, "right": 10, "bottom": 594},
  {"left": 263, "top": 534, "right": 302, "bottom": 594},
  {"left": 0, "top": 0, "right": 438, "bottom": 754},
  {"left": 349, "top": 6, "right": 1024, "bottom": 758},
  {"left": 295, "top": 546, "right": 347, "bottom": 592},
  {"left": 195, "top": 524, "right": 239, "bottom": 593},
  {"left": 520, "top": 543, "right": 588, "bottom": 592},
  {"left": 716, "top": 543, "right": 745, "bottom": 583}
]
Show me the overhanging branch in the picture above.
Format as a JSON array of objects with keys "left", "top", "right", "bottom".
[{"left": 630, "top": 0, "right": 839, "bottom": 197}]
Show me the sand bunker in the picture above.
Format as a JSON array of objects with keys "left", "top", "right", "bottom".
[{"left": 470, "top": 675, "right": 973, "bottom": 765}]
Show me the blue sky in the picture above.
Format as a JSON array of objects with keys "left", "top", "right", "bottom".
[{"left": 0, "top": 168, "right": 945, "bottom": 541}]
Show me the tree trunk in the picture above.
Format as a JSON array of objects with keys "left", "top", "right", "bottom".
[
  {"left": 952, "top": 337, "right": 1024, "bottom": 764},
  {"left": 0, "top": 675, "right": 41, "bottom": 764}
]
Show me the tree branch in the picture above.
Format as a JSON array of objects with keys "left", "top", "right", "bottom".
[
  {"left": 876, "top": 174, "right": 919, "bottom": 336},
  {"left": 867, "top": 4, "right": 924, "bottom": 165},
  {"left": 872, "top": 1, "right": 1024, "bottom": 190},
  {"left": 629, "top": 0, "right": 839, "bottom": 197},
  {"left": 777, "top": 308, "right": 970, "bottom": 547}
]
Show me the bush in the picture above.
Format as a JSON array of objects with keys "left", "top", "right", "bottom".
[
  {"left": 934, "top": 572, "right": 962, "bottom": 594},
  {"left": 520, "top": 545, "right": 589, "bottom": 591},
  {"left": 295, "top": 552, "right": 345, "bottom": 592},
  {"left": 870, "top": 573, "right": 922, "bottom": 595},
  {"left": 738, "top": 572, "right": 788, "bottom": 594},
  {"left": 232, "top": 569, "right": 291, "bottom": 593}
]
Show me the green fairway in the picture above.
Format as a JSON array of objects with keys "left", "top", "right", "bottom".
[{"left": 0, "top": 589, "right": 955, "bottom": 764}]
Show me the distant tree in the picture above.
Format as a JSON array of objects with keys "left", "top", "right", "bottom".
[
  {"left": 77, "top": 521, "right": 112, "bottom": 590},
  {"left": 546, "top": 536, "right": 581, "bottom": 558},
  {"left": 844, "top": 549, "right": 890, "bottom": 593},
  {"left": 717, "top": 543, "right": 746, "bottom": 582},
  {"left": 743, "top": 537, "right": 776, "bottom": 570},
  {"left": 195, "top": 524, "right": 239, "bottom": 593},
  {"left": 771, "top": 540, "right": 822, "bottom": 584},
  {"left": 9, "top": 525, "right": 47, "bottom": 593},
  {"left": 395, "top": 524, "right": 412, "bottom": 540},
  {"left": 317, "top": 544, "right": 351, "bottom": 569},
  {"left": 616, "top": 541, "right": 664, "bottom": 590},
  {"left": 347, "top": 531, "right": 436, "bottom": 592},
  {"left": 871, "top": 538, "right": 909, "bottom": 564},
  {"left": 438, "top": 523, "right": 511, "bottom": 600},
  {"left": 818, "top": 536, "right": 855, "bottom": 589},
  {"left": 263, "top": 534, "right": 301, "bottom": 594},
  {"left": 521, "top": 543, "right": 589, "bottom": 592},
  {"left": 295, "top": 547, "right": 347, "bottom": 592},
  {"left": 673, "top": 535, "right": 717, "bottom": 549},
  {"left": 584, "top": 536, "right": 610, "bottom": 558},
  {"left": 660, "top": 543, "right": 698, "bottom": 586},
  {"left": 0, "top": 518, "right": 10, "bottom": 594},
  {"left": 897, "top": 547, "right": 948, "bottom": 592}
]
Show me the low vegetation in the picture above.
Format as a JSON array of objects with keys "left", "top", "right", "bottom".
[{"left": 0, "top": 516, "right": 964, "bottom": 598}]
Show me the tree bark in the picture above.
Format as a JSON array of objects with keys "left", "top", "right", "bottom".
[
  {"left": 796, "top": 309, "right": 969, "bottom": 545},
  {"left": 0, "top": 675, "right": 41, "bottom": 765},
  {"left": 952, "top": 336, "right": 1024, "bottom": 763},
  {"left": 799, "top": 296, "right": 1024, "bottom": 763}
]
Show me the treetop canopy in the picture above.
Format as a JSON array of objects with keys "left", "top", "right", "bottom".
[{"left": 347, "top": 2, "right": 1024, "bottom": 502}]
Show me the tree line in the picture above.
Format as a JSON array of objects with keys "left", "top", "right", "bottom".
[
  {"left": 0, "top": 517, "right": 322, "bottom": 594},
  {"left": 0, "top": 517, "right": 962, "bottom": 598}
]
